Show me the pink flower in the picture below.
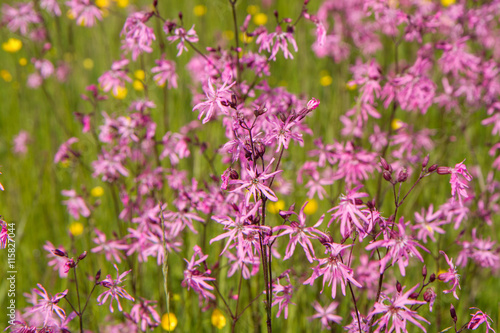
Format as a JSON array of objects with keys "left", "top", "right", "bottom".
[
  {"left": 411, "top": 205, "right": 446, "bottom": 243},
  {"left": 182, "top": 245, "right": 216, "bottom": 300},
  {"left": 467, "top": 308, "right": 496, "bottom": 332},
  {"left": 54, "top": 137, "right": 78, "bottom": 164},
  {"left": 167, "top": 25, "right": 199, "bottom": 56},
  {"left": 61, "top": 189, "right": 90, "bottom": 219},
  {"left": 66, "top": 0, "right": 102, "bottom": 27},
  {"left": 366, "top": 218, "right": 429, "bottom": 276},
  {"left": 192, "top": 77, "right": 235, "bottom": 124},
  {"left": 229, "top": 158, "right": 282, "bottom": 205},
  {"left": 271, "top": 274, "right": 294, "bottom": 319},
  {"left": 437, "top": 251, "right": 461, "bottom": 299},
  {"left": 2, "top": 3, "right": 41, "bottom": 35},
  {"left": 126, "top": 299, "right": 161, "bottom": 332},
  {"left": 98, "top": 58, "right": 131, "bottom": 96},
  {"left": 43, "top": 241, "right": 69, "bottom": 278},
  {"left": 328, "top": 186, "right": 370, "bottom": 239},
  {"left": 92, "top": 149, "right": 130, "bottom": 182},
  {"left": 151, "top": 56, "right": 178, "bottom": 89},
  {"left": 41, "top": 0, "right": 61, "bottom": 16},
  {"left": 369, "top": 284, "right": 429, "bottom": 333},
  {"left": 303, "top": 242, "right": 362, "bottom": 299},
  {"left": 97, "top": 264, "right": 135, "bottom": 313},
  {"left": 0, "top": 219, "right": 11, "bottom": 249},
  {"left": 12, "top": 130, "right": 30, "bottom": 155},
  {"left": 266, "top": 114, "right": 304, "bottom": 152},
  {"left": 121, "top": 12, "right": 156, "bottom": 60},
  {"left": 273, "top": 202, "right": 324, "bottom": 262},
  {"left": 437, "top": 159, "right": 473, "bottom": 206},
  {"left": 91, "top": 229, "right": 128, "bottom": 263},
  {"left": 310, "top": 301, "right": 342, "bottom": 329},
  {"left": 29, "top": 284, "right": 68, "bottom": 326}
]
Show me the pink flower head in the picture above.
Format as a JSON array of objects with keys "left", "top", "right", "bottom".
[
  {"left": 121, "top": 12, "right": 156, "bottom": 60},
  {"left": 12, "top": 130, "right": 30, "bottom": 155},
  {"left": 192, "top": 77, "right": 235, "bottom": 124},
  {"left": 151, "top": 56, "right": 178, "bottom": 89},
  {"left": 54, "top": 137, "right": 78, "bottom": 164},
  {"left": 182, "top": 245, "right": 216, "bottom": 300},
  {"left": 229, "top": 158, "right": 282, "bottom": 205},
  {"left": 437, "top": 159, "right": 473, "bottom": 206},
  {"left": 369, "top": 284, "right": 429, "bottom": 333},
  {"left": 98, "top": 58, "right": 131, "bottom": 96},
  {"left": 97, "top": 264, "right": 135, "bottom": 312},
  {"left": 167, "top": 25, "right": 199, "bottom": 56},
  {"left": 65, "top": 0, "right": 102, "bottom": 27},
  {"left": 310, "top": 301, "right": 342, "bottom": 329},
  {"left": 271, "top": 273, "right": 295, "bottom": 319},
  {"left": 126, "top": 299, "right": 161, "bottom": 332},
  {"left": 328, "top": 186, "right": 370, "bottom": 239},
  {"left": 438, "top": 251, "right": 461, "bottom": 299},
  {"left": 2, "top": 2, "right": 41, "bottom": 35},
  {"left": 0, "top": 219, "right": 12, "bottom": 249},
  {"left": 29, "top": 284, "right": 68, "bottom": 326},
  {"left": 61, "top": 189, "right": 90, "bottom": 219},
  {"left": 467, "top": 308, "right": 496, "bottom": 332}
]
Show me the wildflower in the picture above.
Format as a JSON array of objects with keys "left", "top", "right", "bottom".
[
  {"left": 273, "top": 202, "right": 324, "bottom": 262},
  {"left": 470, "top": 228, "right": 500, "bottom": 269},
  {"left": 97, "top": 264, "right": 135, "bottom": 312},
  {"left": 211, "top": 309, "right": 227, "bottom": 329},
  {"left": 271, "top": 274, "right": 295, "bottom": 319},
  {"left": 182, "top": 245, "right": 216, "bottom": 300},
  {"left": 151, "top": 56, "right": 178, "bottom": 88},
  {"left": 121, "top": 12, "right": 155, "bottom": 60},
  {"left": 192, "top": 77, "right": 235, "bottom": 124},
  {"left": 69, "top": 221, "right": 84, "bottom": 236},
  {"left": 257, "top": 26, "right": 298, "bottom": 61},
  {"left": 328, "top": 186, "right": 370, "bottom": 239},
  {"left": 467, "top": 308, "right": 496, "bottom": 332},
  {"left": 310, "top": 301, "right": 342, "bottom": 329},
  {"left": 126, "top": 299, "right": 161, "bottom": 331},
  {"left": 44, "top": 241, "right": 69, "bottom": 277},
  {"left": 98, "top": 58, "right": 131, "bottom": 96},
  {"left": 438, "top": 251, "right": 461, "bottom": 299},
  {"left": 41, "top": 0, "right": 62, "bottom": 16},
  {"left": 2, "top": 38, "right": 22, "bottom": 52},
  {"left": 411, "top": 205, "right": 446, "bottom": 243},
  {"left": 437, "top": 159, "right": 473, "bottom": 206},
  {"left": 91, "top": 186, "right": 104, "bottom": 197},
  {"left": 266, "top": 114, "right": 304, "bottom": 152},
  {"left": 161, "top": 313, "right": 178, "bottom": 331},
  {"left": 0, "top": 219, "right": 11, "bottom": 249},
  {"left": 303, "top": 242, "right": 362, "bottom": 299},
  {"left": 369, "top": 284, "right": 429, "bottom": 333},
  {"left": 54, "top": 137, "right": 79, "bottom": 164},
  {"left": 2, "top": 3, "right": 41, "bottom": 35},
  {"left": 229, "top": 158, "right": 282, "bottom": 205},
  {"left": 92, "top": 149, "right": 130, "bottom": 182},
  {"left": 66, "top": 0, "right": 102, "bottom": 27},
  {"left": 167, "top": 25, "right": 199, "bottom": 56},
  {"left": 366, "top": 218, "right": 429, "bottom": 276},
  {"left": 29, "top": 284, "right": 68, "bottom": 326},
  {"left": 12, "top": 130, "right": 30, "bottom": 155},
  {"left": 61, "top": 189, "right": 90, "bottom": 219}
]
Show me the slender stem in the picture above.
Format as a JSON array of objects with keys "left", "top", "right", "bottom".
[
  {"left": 229, "top": 0, "right": 241, "bottom": 85},
  {"left": 73, "top": 267, "right": 83, "bottom": 333},
  {"left": 212, "top": 281, "right": 235, "bottom": 319},
  {"left": 159, "top": 204, "right": 171, "bottom": 316}
]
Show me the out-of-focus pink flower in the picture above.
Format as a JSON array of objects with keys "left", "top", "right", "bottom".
[
  {"left": 98, "top": 58, "right": 131, "bottom": 96},
  {"left": 54, "top": 137, "right": 79, "bottom": 164},
  {"left": 309, "top": 301, "right": 342, "bottom": 329},
  {"left": 467, "top": 308, "right": 496, "bottom": 332},
  {"left": 61, "top": 189, "right": 90, "bottom": 219},
  {"left": 271, "top": 273, "right": 294, "bottom": 319},
  {"left": 91, "top": 229, "right": 128, "bottom": 263},
  {"left": 192, "top": 77, "right": 235, "bottom": 124},
  {"left": 12, "top": 130, "right": 30, "bottom": 155},
  {"left": 182, "top": 245, "right": 216, "bottom": 301},
  {"left": 438, "top": 251, "right": 461, "bottom": 299},
  {"left": 126, "top": 299, "right": 161, "bottom": 332},
  {"left": 2, "top": 3, "right": 41, "bottom": 35},
  {"left": 167, "top": 25, "right": 199, "bottom": 56},
  {"left": 41, "top": 0, "right": 61, "bottom": 16},
  {"left": 121, "top": 12, "right": 155, "bottom": 60},
  {"left": 66, "top": 0, "right": 102, "bottom": 27},
  {"left": 29, "top": 284, "right": 68, "bottom": 326},
  {"left": 437, "top": 159, "right": 473, "bottom": 206},
  {"left": 151, "top": 56, "right": 178, "bottom": 89}
]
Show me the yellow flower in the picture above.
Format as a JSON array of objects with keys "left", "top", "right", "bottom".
[
  {"left": 0, "top": 70, "right": 12, "bottom": 82},
  {"left": 303, "top": 199, "right": 318, "bottom": 215},
  {"left": 2, "top": 38, "right": 22, "bottom": 53},
  {"left": 211, "top": 309, "right": 227, "bottom": 330},
  {"left": 346, "top": 81, "right": 357, "bottom": 91},
  {"left": 83, "top": 58, "right": 94, "bottom": 70},
  {"left": 247, "top": 5, "right": 259, "bottom": 15},
  {"left": 441, "top": 0, "right": 455, "bottom": 7},
  {"left": 253, "top": 13, "right": 268, "bottom": 26},
  {"left": 172, "top": 293, "right": 181, "bottom": 301},
  {"left": 193, "top": 5, "right": 207, "bottom": 17},
  {"left": 133, "top": 80, "right": 144, "bottom": 91},
  {"left": 320, "top": 75, "right": 333, "bottom": 86},
  {"left": 91, "top": 186, "right": 104, "bottom": 197},
  {"left": 161, "top": 313, "right": 178, "bottom": 331},
  {"left": 391, "top": 118, "right": 404, "bottom": 130},
  {"left": 222, "top": 30, "right": 234, "bottom": 41},
  {"left": 69, "top": 222, "right": 84, "bottom": 236},
  {"left": 115, "top": 0, "right": 129, "bottom": 8},
  {"left": 95, "top": 0, "right": 110, "bottom": 8},
  {"left": 268, "top": 200, "right": 285, "bottom": 214},
  {"left": 67, "top": 10, "right": 75, "bottom": 20},
  {"left": 112, "top": 86, "right": 127, "bottom": 99},
  {"left": 134, "top": 69, "right": 145, "bottom": 80},
  {"left": 19, "top": 58, "right": 27, "bottom": 66}
]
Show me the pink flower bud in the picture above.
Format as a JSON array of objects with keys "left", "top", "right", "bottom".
[
  {"left": 307, "top": 98, "right": 320, "bottom": 110},
  {"left": 380, "top": 157, "right": 390, "bottom": 171},
  {"left": 397, "top": 168, "right": 408, "bottom": 182},
  {"left": 428, "top": 164, "right": 438, "bottom": 172},
  {"left": 383, "top": 170, "right": 392, "bottom": 182},
  {"left": 450, "top": 304, "right": 458, "bottom": 323},
  {"left": 78, "top": 251, "right": 87, "bottom": 260},
  {"left": 437, "top": 166, "right": 452, "bottom": 175},
  {"left": 422, "top": 155, "right": 429, "bottom": 168},
  {"left": 396, "top": 281, "right": 402, "bottom": 293}
]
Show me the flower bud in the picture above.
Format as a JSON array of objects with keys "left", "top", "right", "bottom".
[
  {"left": 95, "top": 269, "right": 101, "bottom": 281},
  {"left": 423, "top": 288, "right": 436, "bottom": 303},
  {"left": 254, "top": 106, "right": 267, "bottom": 117},
  {"left": 254, "top": 141, "right": 266, "bottom": 159},
  {"left": 422, "top": 265, "right": 427, "bottom": 278},
  {"left": 383, "top": 170, "right": 392, "bottom": 182},
  {"left": 428, "top": 164, "right": 438, "bottom": 172},
  {"left": 396, "top": 281, "right": 402, "bottom": 293},
  {"left": 422, "top": 155, "right": 429, "bottom": 168},
  {"left": 409, "top": 292, "right": 419, "bottom": 299},
  {"left": 450, "top": 304, "right": 457, "bottom": 323},
  {"left": 397, "top": 168, "right": 408, "bottom": 182},
  {"left": 78, "top": 251, "right": 87, "bottom": 261},
  {"left": 229, "top": 169, "right": 239, "bottom": 180},
  {"left": 380, "top": 157, "right": 390, "bottom": 171},
  {"left": 429, "top": 273, "right": 436, "bottom": 282},
  {"left": 354, "top": 198, "right": 363, "bottom": 205},
  {"left": 53, "top": 249, "right": 68, "bottom": 257},
  {"left": 366, "top": 199, "right": 375, "bottom": 210},
  {"left": 437, "top": 166, "right": 452, "bottom": 175},
  {"left": 306, "top": 98, "right": 320, "bottom": 110}
]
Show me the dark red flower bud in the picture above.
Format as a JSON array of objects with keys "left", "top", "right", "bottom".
[
  {"left": 254, "top": 106, "right": 267, "bottom": 117},
  {"left": 178, "top": 11, "right": 183, "bottom": 20},
  {"left": 380, "top": 157, "right": 390, "bottom": 171},
  {"left": 229, "top": 169, "right": 239, "bottom": 180},
  {"left": 366, "top": 199, "right": 375, "bottom": 210},
  {"left": 53, "top": 249, "right": 68, "bottom": 257},
  {"left": 78, "top": 251, "right": 87, "bottom": 261},
  {"left": 354, "top": 198, "right": 363, "bottom": 205},
  {"left": 422, "top": 155, "right": 429, "bottom": 168},
  {"left": 423, "top": 288, "right": 436, "bottom": 303},
  {"left": 397, "top": 168, "right": 408, "bottom": 182},
  {"left": 95, "top": 269, "right": 101, "bottom": 281},
  {"left": 396, "top": 281, "right": 402, "bottom": 293},
  {"left": 383, "top": 170, "right": 392, "bottom": 182},
  {"left": 450, "top": 304, "right": 457, "bottom": 323},
  {"left": 409, "top": 292, "right": 419, "bottom": 299},
  {"left": 422, "top": 265, "right": 427, "bottom": 278},
  {"left": 428, "top": 164, "right": 438, "bottom": 172},
  {"left": 429, "top": 273, "right": 436, "bottom": 282},
  {"left": 437, "top": 166, "right": 452, "bottom": 175}
]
